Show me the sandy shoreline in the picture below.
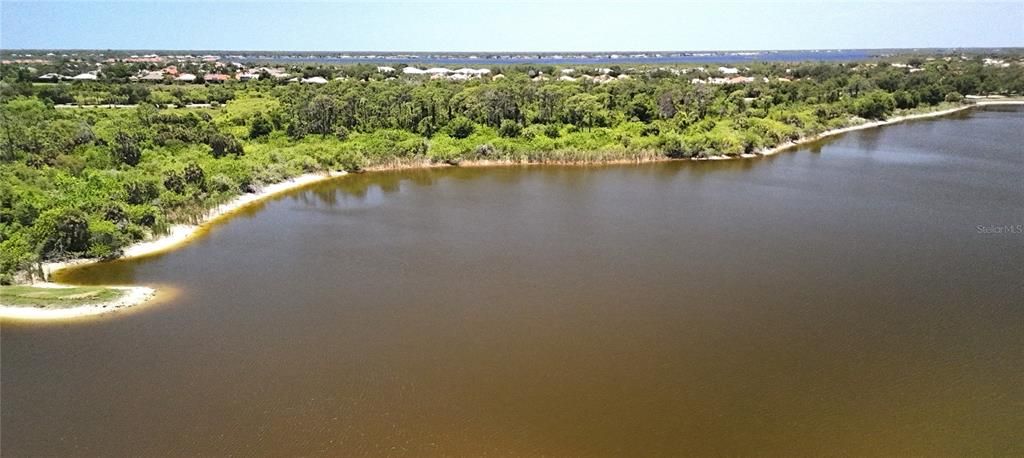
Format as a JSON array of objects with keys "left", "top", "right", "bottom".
[
  {"left": 759, "top": 100, "right": 1023, "bottom": 156},
  {"left": 6, "top": 101, "right": 1019, "bottom": 320},
  {"left": 2, "top": 171, "right": 345, "bottom": 320},
  {"left": 0, "top": 284, "right": 156, "bottom": 320},
  {"left": 40, "top": 171, "right": 348, "bottom": 279}
]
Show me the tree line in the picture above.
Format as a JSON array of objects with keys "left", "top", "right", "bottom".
[{"left": 1, "top": 57, "right": 1022, "bottom": 281}]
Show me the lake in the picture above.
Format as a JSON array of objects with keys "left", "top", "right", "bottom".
[{"left": 2, "top": 106, "right": 1022, "bottom": 456}]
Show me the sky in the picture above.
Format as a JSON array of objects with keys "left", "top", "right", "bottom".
[{"left": 2, "top": 0, "right": 1022, "bottom": 52}]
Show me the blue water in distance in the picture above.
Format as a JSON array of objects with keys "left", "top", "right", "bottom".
[{"left": 257, "top": 49, "right": 877, "bottom": 65}]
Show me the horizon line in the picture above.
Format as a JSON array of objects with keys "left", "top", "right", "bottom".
[{"left": 4, "top": 46, "right": 1024, "bottom": 54}]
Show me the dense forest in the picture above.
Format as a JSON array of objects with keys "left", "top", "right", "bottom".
[{"left": 2, "top": 57, "right": 1023, "bottom": 282}]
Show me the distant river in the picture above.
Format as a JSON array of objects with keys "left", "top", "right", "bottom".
[{"left": 2, "top": 106, "right": 1022, "bottom": 456}]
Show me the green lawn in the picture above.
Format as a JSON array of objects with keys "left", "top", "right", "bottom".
[{"left": 0, "top": 286, "right": 126, "bottom": 308}]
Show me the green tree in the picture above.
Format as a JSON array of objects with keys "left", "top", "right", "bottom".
[
  {"left": 248, "top": 114, "right": 274, "bottom": 139},
  {"left": 208, "top": 133, "right": 243, "bottom": 158},
  {"left": 564, "top": 93, "right": 609, "bottom": 129},
  {"left": 303, "top": 95, "right": 340, "bottom": 136},
  {"left": 0, "top": 233, "right": 37, "bottom": 283},
  {"left": 32, "top": 207, "right": 91, "bottom": 258},
  {"left": 448, "top": 117, "right": 475, "bottom": 139},
  {"left": 112, "top": 131, "right": 142, "bottom": 166},
  {"left": 851, "top": 90, "right": 896, "bottom": 120},
  {"left": 498, "top": 119, "right": 523, "bottom": 138}
]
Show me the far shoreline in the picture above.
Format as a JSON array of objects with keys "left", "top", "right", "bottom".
[{"left": 4, "top": 100, "right": 1020, "bottom": 321}]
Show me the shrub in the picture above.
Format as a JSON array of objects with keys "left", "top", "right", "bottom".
[
  {"left": 544, "top": 124, "right": 561, "bottom": 139},
  {"left": 851, "top": 90, "right": 896, "bottom": 120},
  {"left": 0, "top": 233, "right": 37, "bottom": 279},
  {"left": 248, "top": 114, "right": 274, "bottom": 139},
  {"left": 208, "top": 133, "right": 244, "bottom": 158},
  {"left": 498, "top": 119, "right": 523, "bottom": 138},
  {"left": 207, "top": 174, "right": 238, "bottom": 193},
  {"left": 334, "top": 125, "right": 350, "bottom": 141},
  {"left": 448, "top": 117, "right": 475, "bottom": 139},
  {"left": 87, "top": 218, "right": 127, "bottom": 259},
  {"left": 31, "top": 207, "right": 91, "bottom": 257},
  {"left": 123, "top": 177, "right": 160, "bottom": 204},
  {"left": 112, "top": 131, "right": 142, "bottom": 166}
]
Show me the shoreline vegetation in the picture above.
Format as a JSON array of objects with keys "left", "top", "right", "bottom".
[
  {"left": 36, "top": 100, "right": 1022, "bottom": 276},
  {"left": 3, "top": 101, "right": 1020, "bottom": 320},
  {"left": 3, "top": 55, "right": 1023, "bottom": 318}
]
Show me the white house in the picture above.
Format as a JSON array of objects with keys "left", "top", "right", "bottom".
[
  {"left": 139, "top": 71, "right": 165, "bottom": 82},
  {"left": 452, "top": 68, "right": 490, "bottom": 77},
  {"left": 718, "top": 66, "right": 740, "bottom": 74},
  {"left": 425, "top": 67, "right": 452, "bottom": 74},
  {"left": 376, "top": 66, "right": 395, "bottom": 73},
  {"left": 175, "top": 73, "right": 197, "bottom": 82},
  {"left": 402, "top": 67, "right": 427, "bottom": 75},
  {"left": 71, "top": 72, "right": 99, "bottom": 80},
  {"left": 301, "top": 76, "right": 329, "bottom": 84}
]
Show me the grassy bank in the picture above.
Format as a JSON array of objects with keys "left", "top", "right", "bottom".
[{"left": 1, "top": 285, "right": 126, "bottom": 308}]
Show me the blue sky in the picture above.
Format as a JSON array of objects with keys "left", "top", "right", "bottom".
[{"left": 2, "top": 1, "right": 1022, "bottom": 51}]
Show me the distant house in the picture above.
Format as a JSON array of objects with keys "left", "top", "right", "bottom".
[
  {"left": 402, "top": 67, "right": 426, "bottom": 75},
  {"left": 238, "top": 72, "right": 261, "bottom": 81},
  {"left": 247, "top": 67, "right": 289, "bottom": 79},
  {"left": 376, "top": 66, "right": 395, "bottom": 73},
  {"left": 70, "top": 72, "right": 99, "bottom": 80},
  {"left": 300, "top": 76, "right": 328, "bottom": 84},
  {"left": 453, "top": 68, "right": 490, "bottom": 76},
  {"left": 203, "top": 73, "right": 229, "bottom": 83},
  {"left": 425, "top": 67, "right": 452, "bottom": 74},
  {"left": 176, "top": 73, "right": 197, "bottom": 82},
  {"left": 558, "top": 75, "right": 577, "bottom": 82},
  {"left": 718, "top": 66, "right": 740, "bottom": 74},
  {"left": 163, "top": 65, "right": 179, "bottom": 76},
  {"left": 37, "top": 73, "right": 62, "bottom": 81},
  {"left": 139, "top": 71, "right": 166, "bottom": 82}
]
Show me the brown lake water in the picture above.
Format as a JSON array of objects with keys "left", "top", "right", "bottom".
[{"left": 2, "top": 106, "right": 1023, "bottom": 456}]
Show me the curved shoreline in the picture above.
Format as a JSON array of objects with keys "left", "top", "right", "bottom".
[
  {"left": 40, "top": 171, "right": 349, "bottom": 280},
  {"left": 0, "top": 284, "right": 155, "bottom": 320},
  {"left": 2, "top": 172, "right": 346, "bottom": 321},
  {"left": 754, "top": 102, "right": 1019, "bottom": 158},
  {"left": 4, "top": 101, "right": 1020, "bottom": 321}
]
